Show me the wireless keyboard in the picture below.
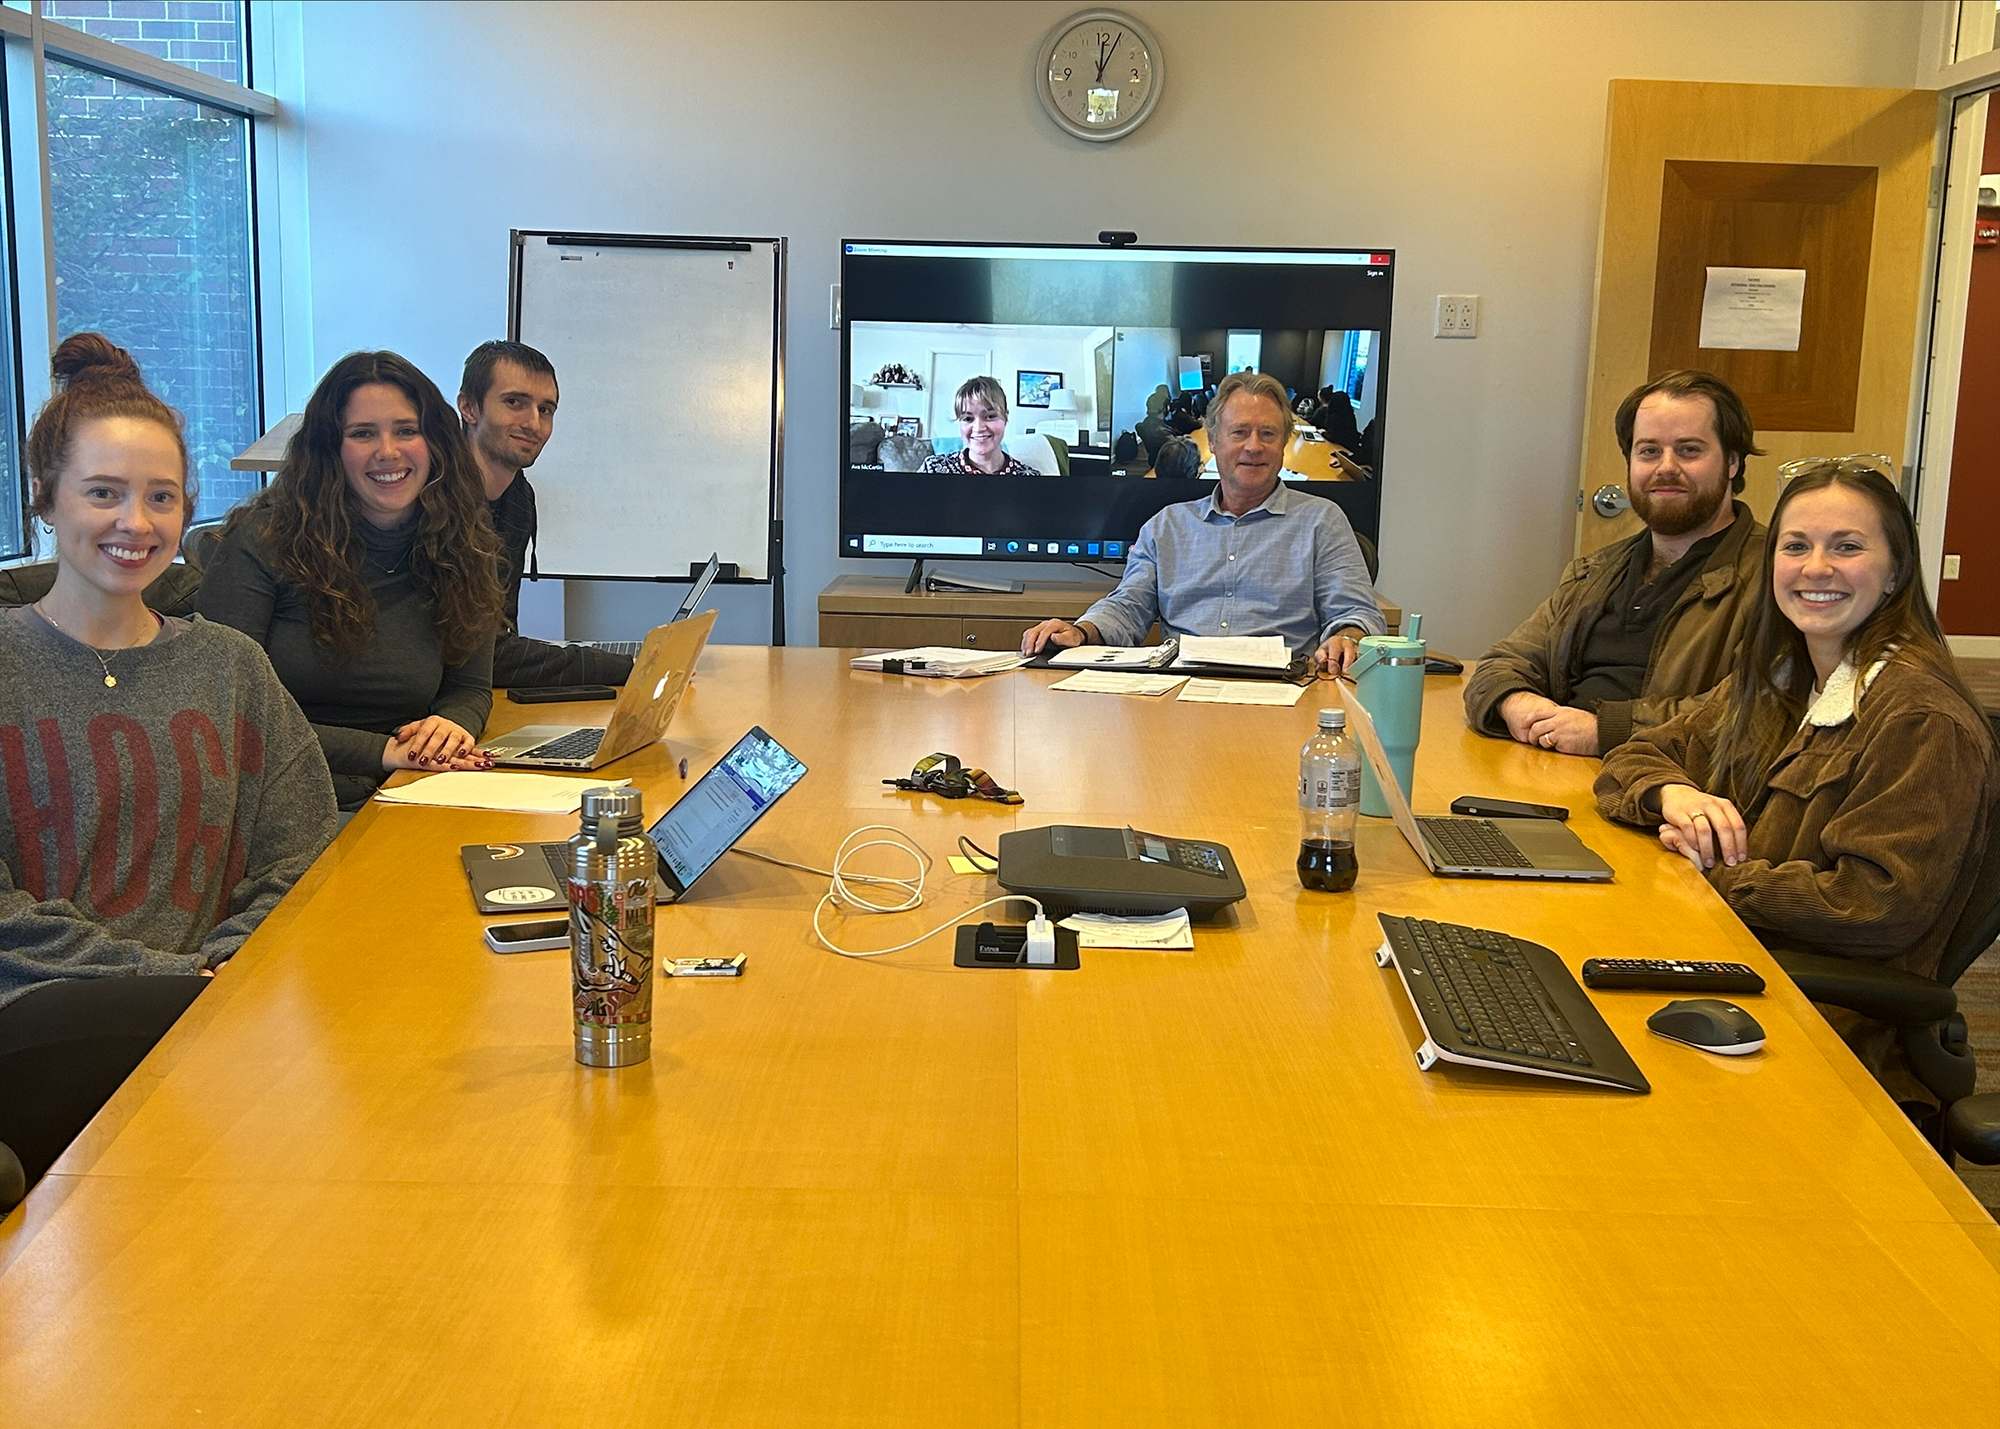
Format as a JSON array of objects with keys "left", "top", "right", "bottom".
[{"left": 1375, "top": 914, "right": 1650, "bottom": 1092}]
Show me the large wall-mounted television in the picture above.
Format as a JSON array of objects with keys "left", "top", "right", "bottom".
[{"left": 839, "top": 240, "right": 1394, "bottom": 566}]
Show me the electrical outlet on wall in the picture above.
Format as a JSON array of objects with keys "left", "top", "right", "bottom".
[
  {"left": 1943, "top": 554, "right": 1962, "bottom": 580},
  {"left": 1435, "top": 294, "right": 1479, "bottom": 338}
]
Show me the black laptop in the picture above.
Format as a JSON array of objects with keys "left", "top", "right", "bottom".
[{"left": 460, "top": 725, "right": 806, "bottom": 914}]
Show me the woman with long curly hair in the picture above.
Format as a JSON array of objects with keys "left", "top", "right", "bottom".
[
  {"left": 0, "top": 333, "right": 336, "bottom": 1194},
  {"left": 198, "top": 351, "right": 505, "bottom": 809},
  {"left": 1596, "top": 459, "right": 1997, "bottom": 1106}
]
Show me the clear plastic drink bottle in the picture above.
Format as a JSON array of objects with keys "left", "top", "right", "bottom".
[{"left": 1298, "top": 707, "right": 1361, "bottom": 891}]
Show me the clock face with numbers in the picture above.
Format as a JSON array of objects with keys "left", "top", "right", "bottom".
[{"left": 1037, "top": 9, "right": 1163, "bottom": 142}]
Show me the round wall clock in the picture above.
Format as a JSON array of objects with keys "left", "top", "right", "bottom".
[{"left": 1036, "top": 9, "right": 1164, "bottom": 142}]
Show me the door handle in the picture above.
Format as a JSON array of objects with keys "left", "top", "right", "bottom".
[{"left": 1590, "top": 485, "right": 1631, "bottom": 519}]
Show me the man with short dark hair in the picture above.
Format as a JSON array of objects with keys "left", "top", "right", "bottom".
[
  {"left": 458, "top": 340, "right": 633, "bottom": 689},
  {"left": 1463, "top": 369, "right": 1766, "bottom": 756},
  {"left": 1020, "top": 370, "right": 1383, "bottom": 673}
]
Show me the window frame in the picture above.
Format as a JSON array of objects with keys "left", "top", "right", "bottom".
[{"left": 0, "top": 1, "right": 277, "bottom": 559}]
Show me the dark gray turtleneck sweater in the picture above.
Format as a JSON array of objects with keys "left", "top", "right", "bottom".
[{"left": 196, "top": 510, "right": 494, "bottom": 807}]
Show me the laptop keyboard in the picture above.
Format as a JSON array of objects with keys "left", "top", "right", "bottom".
[
  {"left": 1417, "top": 816, "right": 1534, "bottom": 869},
  {"left": 576, "top": 640, "right": 641, "bottom": 656},
  {"left": 522, "top": 727, "right": 607, "bottom": 762},
  {"left": 1401, "top": 919, "right": 1593, "bottom": 1066}
]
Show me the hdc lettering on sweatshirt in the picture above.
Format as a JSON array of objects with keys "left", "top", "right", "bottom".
[{"left": 0, "top": 710, "right": 267, "bottom": 918}]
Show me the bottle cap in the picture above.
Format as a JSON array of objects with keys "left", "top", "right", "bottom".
[
  {"left": 580, "top": 786, "right": 645, "bottom": 852},
  {"left": 1318, "top": 708, "right": 1346, "bottom": 729},
  {"left": 580, "top": 785, "right": 644, "bottom": 825}
]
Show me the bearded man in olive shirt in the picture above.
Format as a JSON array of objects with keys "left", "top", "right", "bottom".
[
  {"left": 459, "top": 341, "right": 634, "bottom": 689},
  {"left": 1463, "top": 371, "right": 1766, "bottom": 756}
]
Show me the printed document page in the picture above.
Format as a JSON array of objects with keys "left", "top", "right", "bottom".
[
  {"left": 1050, "top": 671, "right": 1189, "bottom": 697},
  {"left": 1177, "top": 678, "right": 1309, "bottom": 707},
  {"left": 1175, "top": 634, "right": 1292, "bottom": 669},
  {"left": 375, "top": 772, "right": 632, "bottom": 814}
]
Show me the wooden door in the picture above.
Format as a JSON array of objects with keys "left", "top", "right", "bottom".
[{"left": 1575, "top": 80, "right": 1936, "bottom": 555}]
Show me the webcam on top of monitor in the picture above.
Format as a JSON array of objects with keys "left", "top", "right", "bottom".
[{"left": 1098, "top": 231, "right": 1138, "bottom": 247}]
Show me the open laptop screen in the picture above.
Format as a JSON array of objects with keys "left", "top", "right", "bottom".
[
  {"left": 648, "top": 726, "right": 806, "bottom": 892},
  {"left": 674, "top": 553, "right": 721, "bottom": 622}
]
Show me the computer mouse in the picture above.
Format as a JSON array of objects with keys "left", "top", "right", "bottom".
[{"left": 1647, "top": 998, "right": 1765, "bottom": 1056}]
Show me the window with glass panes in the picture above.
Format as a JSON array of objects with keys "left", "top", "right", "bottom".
[{"left": 1, "top": 2, "right": 263, "bottom": 552}]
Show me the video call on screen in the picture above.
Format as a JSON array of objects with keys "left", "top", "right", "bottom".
[
  {"left": 840, "top": 242, "right": 1395, "bottom": 562},
  {"left": 652, "top": 733, "right": 805, "bottom": 886}
]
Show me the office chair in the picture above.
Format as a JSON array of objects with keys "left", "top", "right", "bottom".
[
  {"left": 180, "top": 518, "right": 227, "bottom": 571},
  {"left": 1771, "top": 787, "right": 2000, "bottom": 1166},
  {"left": 1041, "top": 433, "right": 1071, "bottom": 476},
  {"left": 1355, "top": 532, "right": 1379, "bottom": 583},
  {"left": 0, "top": 558, "right": 202, "bottom": 616}
]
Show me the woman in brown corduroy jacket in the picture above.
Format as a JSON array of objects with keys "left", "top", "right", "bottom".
[{"left": 1596, "top": 461, "right": 1998, "bottom": 1106}]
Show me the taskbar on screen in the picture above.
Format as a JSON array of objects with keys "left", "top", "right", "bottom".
[{"left": 844, "top": 534, "right": 1128, "bottom": 561}]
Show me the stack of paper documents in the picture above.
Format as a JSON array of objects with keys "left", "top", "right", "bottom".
[
  {"left": 1048, "top": 642, "right": 1179, "bottom": 670},
  {"left": 850, "top": 646, "right": 1026, "bottom": 678},
  {"left": 1050, "top": 671, "right": 1188, "bottom": 697},
  {"left": 373, "top": 772, "right": 631, "bottom": 814},
  {"left": 1174, "top": 635, "right": 1294, "bottom": 671}
]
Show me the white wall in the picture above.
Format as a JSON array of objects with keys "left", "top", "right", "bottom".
[{"left": 291, "top": 0, "right": 1927, "bottom": 652}]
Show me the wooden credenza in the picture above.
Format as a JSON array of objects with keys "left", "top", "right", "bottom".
[
  {"left": 817, "top": 576, "right": 1122, "bottom": 650},
  {"left": 817, "top": 575, "right": 1402, "bottom": 649}
]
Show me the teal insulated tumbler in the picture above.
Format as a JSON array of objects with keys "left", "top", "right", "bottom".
[{"left": 1352, "top": 613, "right": 1427, "bottom": 818}]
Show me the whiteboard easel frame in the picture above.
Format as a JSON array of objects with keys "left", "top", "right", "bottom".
[{"left": 506, "top": 230, "right": 788, "bottom": 645}]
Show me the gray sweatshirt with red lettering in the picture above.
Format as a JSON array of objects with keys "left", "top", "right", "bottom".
[{"left": 0, "top": 609, "right": 337, "bottom": 1009}]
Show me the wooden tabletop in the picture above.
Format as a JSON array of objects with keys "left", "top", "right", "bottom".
[
  {"left": 228, "top": 413, "right": 303, "bottom": 470},
  {"left": 2, "top": 649, "right": 1996, "bottom": 1425},
  {"left": 1189, "top": 425, "right": 1364, "bottom": 482}
]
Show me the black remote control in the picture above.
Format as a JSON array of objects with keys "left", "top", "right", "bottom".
[{"left": 1580, "top": 958, "right": 1766, "bottom": 993}]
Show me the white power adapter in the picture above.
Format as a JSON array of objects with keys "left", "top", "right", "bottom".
[{"left": 1025, "top": 913, "right": 1057, "bottom": 966}]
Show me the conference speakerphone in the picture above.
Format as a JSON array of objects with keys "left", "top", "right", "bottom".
[{"left": 996, "top": 824, "right": 1246, "bottom": 920}]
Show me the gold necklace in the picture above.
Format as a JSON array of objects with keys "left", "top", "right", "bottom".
[{"left": 34, "top": 600, "right": 146, "bottom": 688}]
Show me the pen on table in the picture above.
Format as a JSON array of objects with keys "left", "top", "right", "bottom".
[{"left": 679, "top": 757, "right": 689, "bottom": 779}]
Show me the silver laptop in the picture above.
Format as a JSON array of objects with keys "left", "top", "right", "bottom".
[
  {"left": 577, "top": 553, "right": 721, "bottom": 658},
  {"left": 1341, "top": 682, "right": 1613, "bottom": 881},
  {"left": 480, "top": 609, "right": 715, "bottom": 770}
]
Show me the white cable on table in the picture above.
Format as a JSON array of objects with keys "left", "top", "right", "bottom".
[{"left": 734, "top": 824, "right": 1043, "bottom": 958}]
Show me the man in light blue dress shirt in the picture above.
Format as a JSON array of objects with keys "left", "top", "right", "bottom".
[{"left": 1019, "top": 371, "right": 1383, "bottom": 674}]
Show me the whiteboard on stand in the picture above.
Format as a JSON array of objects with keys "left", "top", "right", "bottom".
[{"left": 509, "top": 231, "right": 784, "bottom": 581}]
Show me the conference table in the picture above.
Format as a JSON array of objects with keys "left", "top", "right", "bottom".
[
  {"left": 2, "top": 648, "right": 1997, "bottom": 1425},
  {"left": 1188, "top": 424, "right": 1364, "bottom": 481}
]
